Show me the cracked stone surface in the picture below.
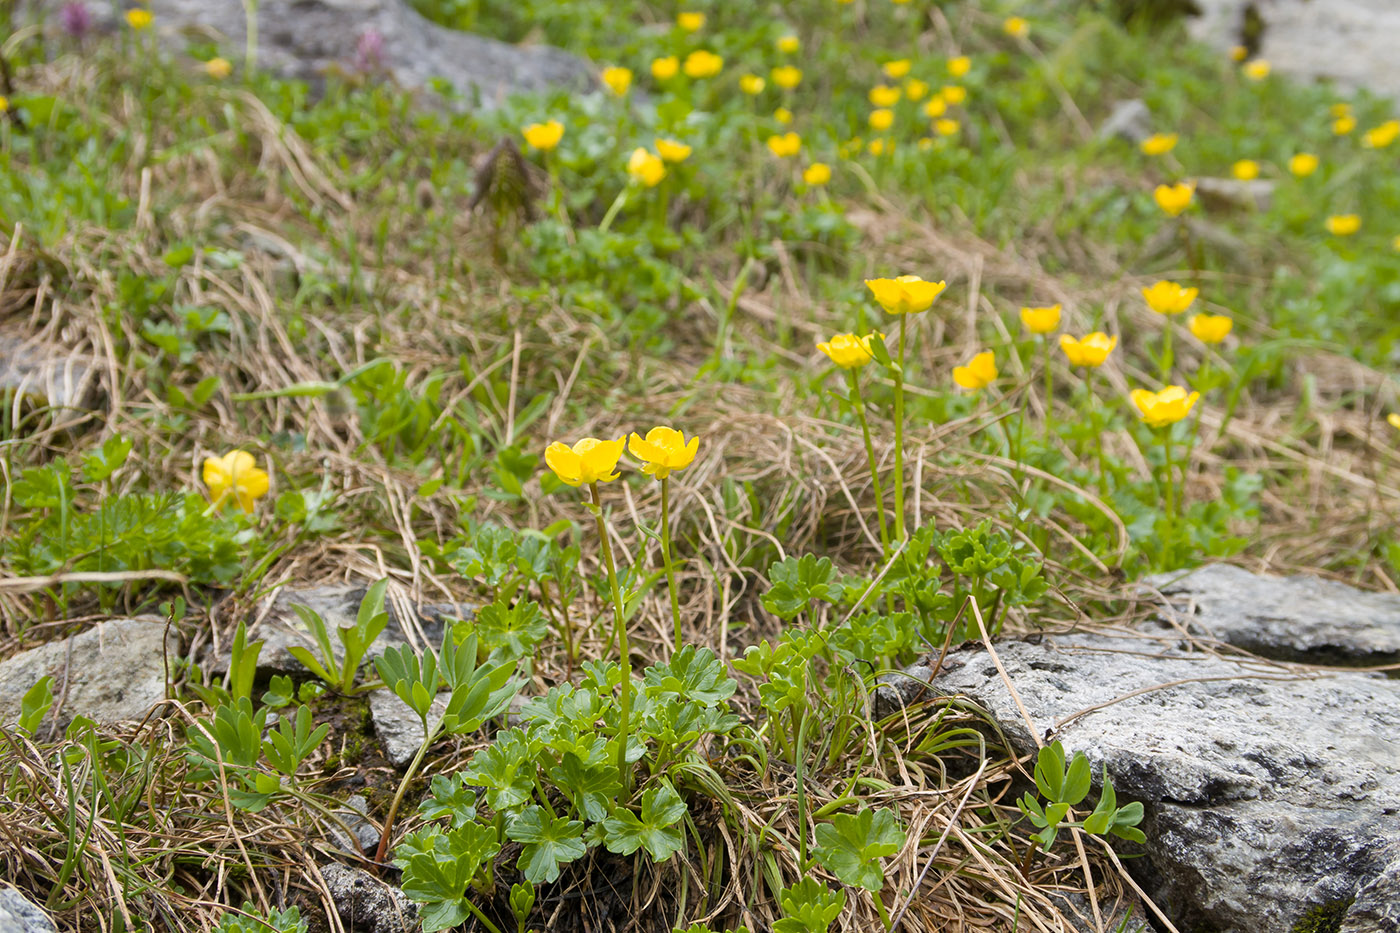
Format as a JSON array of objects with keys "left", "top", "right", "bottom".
[
  {"left": 0, "top": 886, "right": 57, "bottom": 933},
  {"left": 930, "top": 623, "right": 1400, "bottom": 933},
  {"left": 1147, "top": 563, "right": 1400, "bottom": 664},
  {"left": 320, "top": 863, "right": 417, "bottom": 933}
]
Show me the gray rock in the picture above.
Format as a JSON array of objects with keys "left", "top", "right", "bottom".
[
  {"left": 1194, "top": 176, "right": 1276, "bottom": 212},
  {"left": 326, "top": 794, "right": 381, "bottom": 858},
  {"left": 0, "top": 332, "right": 98, "bottom": 412},
  {"left": 0, "top": 620, "right": 169, "bottom": 731},
  {"left": 1147, "top": 563, "right": 1400, "bottom": 664},
  {"left": 1097, "top": 99, "right": 1153, "bottom": 145},
  {"left": 367, "top": 688, "right": 450, "bottom": 767},
  {"left": 0, "top": 886, "right": 56, "bottom": 933},
  {"left": 1341, "top": 848, "right": 1400, "bottom": 933},
  {"left": 930, "top": 628, "right": 1400, "bottom": 933},
  {"left": 1189, "top": 0, "right": 1400, "bottom": 101},
  {"left": 319, "top": 862, "right": 418, "bottom": 933}
]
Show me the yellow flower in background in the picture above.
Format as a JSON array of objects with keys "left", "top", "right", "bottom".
[
  {"left": 628, "top": 428, "right": 700, "bottom": 480},
  {"left": 865, "top": 275, "right": 947, "bottom": 314},
  {"left": 1153, "top": 181, "right": 1195, "bottom": 216},
  {"left": 1140, "top": 133, "right": 1177, "bottom": 156},
  {"left": 767, "top": 132, "right": 802, "bottom": 157},
  {"left": 904, "top": 79, "right": 929, "bottom": 101},
  {"left": 940, "top": 85, "right": 967, "bottom": 105},
  {"left": 1242, "top": 59, "right": 1270, "bottom": 81},
  {"left": 817, "top": 332, "right": 880, "bottom": 369},
  {"left": 1229, "top": 45, "right": 1248, "bottom": 62},
  {"left": 125, "top": 8, "right": 152, "bottom": 29},
  {"left": 777, "top": 35, "right": 800, "bottom": 53},
  {"left": 948, "top": 55, "right": 972, "bottom": 77},
  {"left": 1059, "top": 332, "right": 1117, "bottom": 368},
  {"left": 882, "top": 59, "right": 912, "bottom": 80},
  {"left": 684, "top": 50, "right": 724, "bottom": 78},
  {"left": 1331, "top": 102, "right": 1353, "bottom": 117},
  {"left": 0, "top": 96, "right": 8, "bottom": 113},
  {"left": 923, "top": 97, "right": 948, "bottom": 118},
  {"left": 1003, "top": 16, "right": 1029, "bottom": 38},
  {"left": 627, "top": 147, "right": 667, "bottom": 186},
  {"left": 1020, "top": 305, "right": 1062, "bottom": 334},
  {"left": 203, "top": 451, "right": 270, "bottom": 513},
  {"left": 771, "top": 65, "right": 803, "bottom": 89},
  {"left": 803, "top": 162, "right": 832, "bottom": 186},
  {"left": 1189, "top": 313, "right": 1233, "bottom": 344},
  {"left": 869, "top": 84, "right": 901, "bottom": 107},
  {"left": 1326, "top": 214, "right": 1361, "bottom": 236},
  {"left": 1288, "top": 153, "right": 1319, "bottom": 177},
  {"left": 1142, "top": 280, "right": 1199, "bottom": 315},
  {"left": 521, "top": 120, "right": 564, "bottom": 151},
  {"left": 1363, "top": 120, "right": 1400, "bottom": 149},
  {"left": 774, "top": 107, "right": 794, "bottom": 125},
  {"left": 1388, "top": 413, "right": 1400, "bottom": 432},
  {"left": 602, "top": 66, "right": 633, "bottom": 96},
  {"left": 204, "top": 57, "right": 232, "bottom": 79},
  {"left": 1333, "top": 115, "right": 1357, "bottom": 135},
  {"left": 1393, "top": 235, "right": 1400, "bottom": 252},
  {"left": 1231, "top": 159, "right": 1260, "bottom": 180},
  {"left": 1131, "top": 386, "right": 1200, "bottom": 428},
  {"left": 546, "top": 437, "right": 626, "bottom": 487},
  {"left": 740, "top": 74, "right": 766, "bottom": 95},
  {"left": 869, "top": 108, "right": 894, "bottom": 131},
  {"left": 677, "top": 11, "right": 705, "bottom": 31},
  {"left": 917, "top": 137, "right": 934, "bottom": 151},
  {"left": 652, "top": 56, "right": 679, "bottom": 80},
  {"left": 867, "top": 138, "right": 890, "bottom": 156},
  {"left": 954, "top": 351, "right": 998, "bottom": 391},
  {"left": 655, "top": 138, "right": 693, "bottom": 163},
  {"left": 934, "top": 118, "right": 960, "bottom": 136}
]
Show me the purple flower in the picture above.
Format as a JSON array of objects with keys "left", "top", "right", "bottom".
[
  {"left": 354, "top": 28, "right": 385, "bottom": 73},
  {"left": 59, "top": 2, "right": 92, "bottom": 38}
]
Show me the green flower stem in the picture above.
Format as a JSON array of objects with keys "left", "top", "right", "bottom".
[
  {"left": 659, "top": 475, "right": 683, "bottom": 653},
  {"left": 1086, "top": 371, "right": 1108, "bottom": 494},
  {"left": 847, "top": 370, "right": 890, "bottom": 555},
  {"left": 892, "top": 314, "right": 909, "bottom": 543},
  {"left": 374, "top": 721, "right": 437, "bottom": 863},
  {"left": 590, "top": 482, "right": 633, "bottom": 797},
  {"left": 1161, "top": 429, "right": 1177, "bottom": 564},
  {"left": 1161, "top": 316, "right": 1175, "bottom": 383},
  {"left": 243, "top": 0, "right": 259, "bottom": 75},
  {"left": 597, "top": 187, "right": 629, "bottom": 234},
  {"left": 465, "top": 900, "right": 506, "bottom": 933},
  {"left": 1042, "top": 338, "right": 1054, "bottom": 443}
]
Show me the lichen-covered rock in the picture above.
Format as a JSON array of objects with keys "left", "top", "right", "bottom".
[
  {"left": 0, "top": 885, "right": 57, "bottom": 933},
  {"left": 319, "top": 862, "right": 417, "bottom": 933},
  {"left": 929, "top": 627, "right": 1400, "bottom": 933},
  {"left": 1341, "top": 848, "right": 1400, "bottom": 933},
  {"left": 0, "top": 332, "right": 98, "bottom": 412}
]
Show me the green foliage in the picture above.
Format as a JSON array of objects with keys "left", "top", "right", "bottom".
[
  {"left": 17, "top": 676, "right": 55, "bottom": 736},
  {"left": 287, "top": 579, "right": 390, "bottom": 696},
  {"left": 775, "top": 879, "right": 846, "bottom": 933},
  {"left": 214, "top": 904, "right": 307, "bottom": 933},
  {"left": 812, "top": 807, "right": 907, "bottom": 893},
  {"left": 1017, "top": 741, "right": 1145, "bottom": 853},
  {"left": 396, "top": 822, "right": 502, "bottom": 933},
  {"left": 600, "top": 781, "right": 688, "bottom": 861},
  {"left": 762, "top": 555, "right": 846, "bottom": 620}
]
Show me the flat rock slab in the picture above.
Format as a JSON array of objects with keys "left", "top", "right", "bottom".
[
  {"left": 1148, "top": 563, "right": 1400, "bottom": 664},
  {"left": 1190, "top": 0, "right": 1400, "bottom": 101},
  {"left": 0, "top": 620, "right": 169, "bottom": 731},
  {"left": 0, "top": 332, "right": 98, "bottom": 412},
  {"left": 319, "top": 862, "right": 417, "bottom": 933},
  {"left": 367, "top": 689, "right": 450, "bottom": 767},
  {"left": 0, "top": 886, "right": 57, "bottom": 933},
  {"left": 931, "top": 629, "right": 1400, "bottom": 933}
]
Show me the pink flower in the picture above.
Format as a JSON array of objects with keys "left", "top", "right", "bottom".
[{"left": 60, "top": 2, "right": 92, "bottom": 38}]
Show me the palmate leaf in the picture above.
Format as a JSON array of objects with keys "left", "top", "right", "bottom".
[
  {"left": 762, "top": 555, "right": 845, "bottom": 620},
  {"left": 548, "top": 751, "right": 620, "bottom": 822},
  {"left": 774, "top": 878, "right": 845, "bottom": 933},
  {"left": 812, "top": 807, "right": 906, "bottom": 892},
  {"left": 464, "top": 729, "right": 536, "bottom": 813},
  {"left": 643, "top": 645, "right": 737, "bottom": 708},
  {"left": 506, "top": 806, "right": 586, "bottom": 883},
  {"left": 601, "top": 782, "right": 688, "bottom": 861}
]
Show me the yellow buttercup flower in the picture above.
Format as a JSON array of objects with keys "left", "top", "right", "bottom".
[
  {"left": 655, "top": 138, "right": 693, "bottom": 163},
  {"left": 652, "top": 56, "right": 679, "bottom": 80},
  {"left": 1229, "top": 45, "right": 1248, "bottom": 62},
  {"left": 1325, "top": 214, "right": 1361, "bottom": 236},
  {"left": 869, "top": 108, "right": 894, "bottom": 131},
  {"left": 1131, "top": 386, "right": 1199, "bottom": 428},
  {"left": 602, "top": 66, "right": 633, "bottom": 96},
  {"left": 777, "top": 35, "right": 800, "bottom": 53},
  {"left": 922, "top": 97, "right": 948, "bottom": 118},
  {"left": 1189, "top": 313, "right": 1233, "bottom": 344},
  {"left": 948, "top": 56, "right": 971, "bottom": 77},
  {"left": 953, "top": 351, "right": 998, "bottom": 391},
  {"left": 1288, "top": 153, "right": 1319, "bottom": 177},
  {"left": 934, "top": 118, "right": 960, "bottom": 137},
  {"left": 1388, "top": 413, "right": 1400, "bottom": 432},
  {"left": 767, "top": 132, "right": 802, "bottom": 158},
  {"left": 628, "top": 428, "right": 700, "bottom": 480},
  {"left": 1231, "top": 159, "right": 1260, "bottom": 181},
  {"left": 817, "top": 332, "right": 880, "bottom": 369},
  {"left": 882, "top": 59, "right": 911, "bottom": 80},
  {"left": 203, "top": 451, "right": 270, "bottom": 513},
  {"left": 867, "top": 138, "right": 890, "bottom": 156},
  {"left": 1242, "top": 59, "right": 1270, "bottom": 81},
  {"left": 684, "top": 50, "right": 723, "bottom": 79},
  {"left": 904, "top": 79, "right": 929, "bottom": 101},
  {"left": 1362, "top": 120, "right": 1400, "bottom": 149},
  {"left": 125, "top": 8, "right": 152, "bottom": 29},
  {"left": 774, "top": 107, "right": 793, "bottom": 125},
  {"left": 865, "top": 275, "right": 947, "bottom": 314},
  {"left": 803, "top": 162, "right": 832, "bottom": 186},
  {"left": 627, "top": 148, "right": 667, "bottom": 187},
  {"left": 1141, "top": 280, "right": 1199, "bottom": 315},
  {"left": 1059, "top": 332, "right": 1117, "bottom": 368},
  {"left": 1140, "top": 133, "right": 1177, "bottom": 156},
  {"left": 1333, "top": 115, "right": 1357, "bottom": 135},
  {"left": 677, "top": 11, "right": 705, "bottom": 31},
  {"left": 739, "top": 74, "right": 766, "bottom": 95},
  {"left": 1331, "top": 102, "right": 1353, "bottom": 118},
  {"left": 546, "top": 437, "right": 626, "bottom": 487},
  {"left": 521, "top": 120, "right": 564, "bottom": 151},
  {"left": 771, "top": 65, "right": 802, "bottom": 89},
  {"left": 1153, "top": 181, "right": 1195, "bottom": 217},
  {"left": 940, "top": 85, "right": 967, "bottom": 106},
  {"left": 1020, "top": 305, "right": 1061, "bottom": 334},
  {"left": 917, "top": 137, "right": 934, "bottom": 151},
  {"left": 204, "top": 57, "right": 232, "bottom": 79},
  {"left": 1003, "top": 16, "right": 1029, "bottom": 38},
  {"left": 0, "top": 96, "right": 8, "bottom": 113},
  {"left": 1393, "top": 235, "right": 1400, "bottom": 253},
  {"left": 869, "top": 84, "right": 901, "bottom": 107}
]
